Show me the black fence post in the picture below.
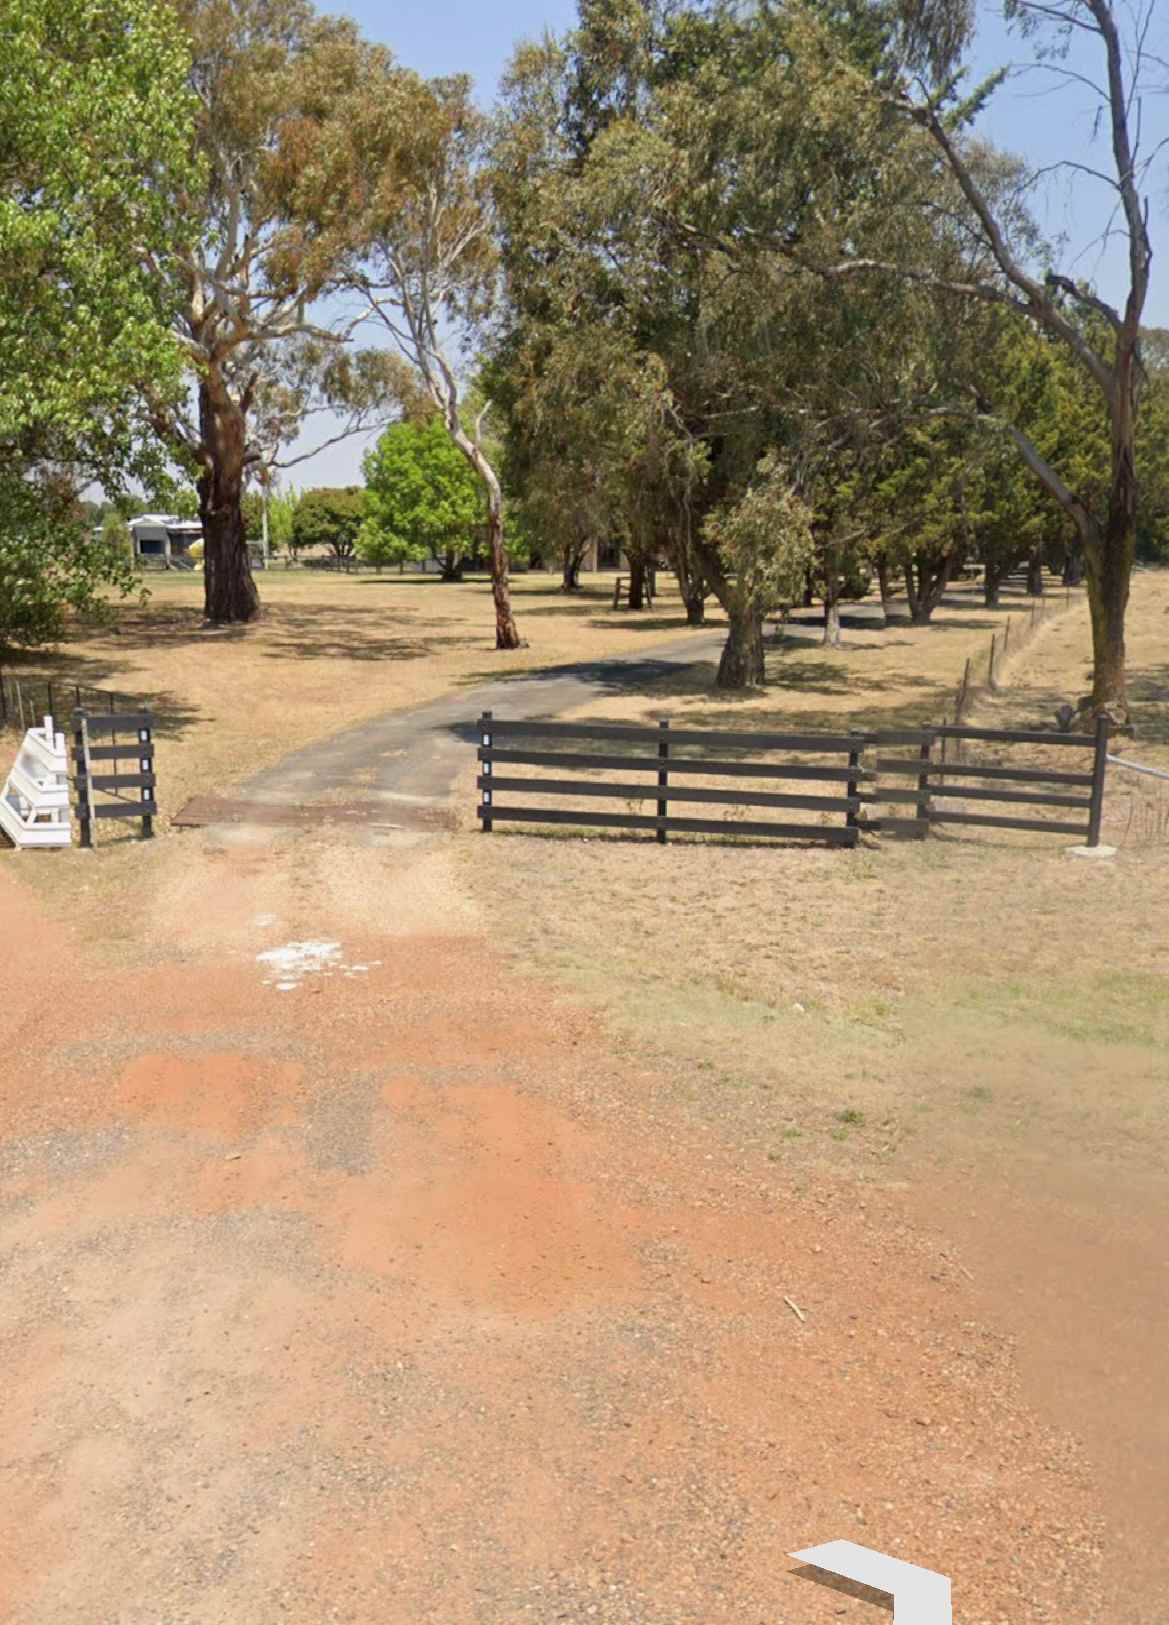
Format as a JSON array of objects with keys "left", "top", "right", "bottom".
[
  {"left": 656, "top": 719, "right": 669, "bottom": 844},
  {"left": 139, "top": 719, "right": 154, "bottom": 838},
  {"left": 72, "top": 708, "right": 94, "bottom": 849},
  {"left": 915, "top": 733, "right": 933, "bottom": 839},
  {"left": 480, "top": 710, "right": 493, "bottom": 833},
  {"left": 846, "top": 732, "right": 862, "bottom": 840},
  {"left": 1087, "top": 713, "right": 1110, "bottom": 847}
]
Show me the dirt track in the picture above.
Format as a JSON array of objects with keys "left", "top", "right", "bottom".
[{"left": 0, "top": 818, "right": 1135, "bottom": 1625}]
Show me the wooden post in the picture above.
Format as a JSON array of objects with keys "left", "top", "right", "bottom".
[
  {"left": 656, "top": 719, "right": 669, "bottom": 844},
  {"left": 1087, "top": 713, "right": 1110, "bottom": 847},
  {"left": 845, "top": 733, "right": 862, "bottom": 840},
  {"left": 15, "top": 679, "right": 25, "bottom": 732},
  {"left": 612, "top": 577, "right": 622, "bottom": 611},
  {"left": 988, "top": 633, "right": 997, "bottom": 690},
  {"left": 480, "top": 710, "right": 493, "bottom": 833},
  {"left": 72, "top": 709, "right": 95, "bottom": 849},
  {"left": 138, "top": 719, "right": 154, "bottom": 838},
  {"left": 0, "top": 669, "right": 7, "bottom": 726},
  {"left": 915, "top": 733, "right": 932, "bottom": 839}
]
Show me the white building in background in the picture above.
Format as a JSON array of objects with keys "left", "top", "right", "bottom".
[{"left": 129, "top": 514, "right": 202, "bottom": 568}]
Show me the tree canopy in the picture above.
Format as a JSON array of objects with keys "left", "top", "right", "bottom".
[
  {"left": 291, "top": 487, "right": 365, "bottom": 560},
  {"left": 0, "top": 0, "right": 197, "bottom": 650},
  {"left": 361, "top": 417, "right": 483, "bottom": 580}
]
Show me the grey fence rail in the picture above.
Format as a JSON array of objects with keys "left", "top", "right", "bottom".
[
  {"left": 72, "top": 708, "right": 157, "bottom": 846},
  {"left": 872, "top": 717, "right": 1108, "bottom": 843},
  {"left": 475, "top": 712, "right": 1111, "bottom": 849},
  {"left": 477, "top": 712, "right": 865, "bottom": 847}
]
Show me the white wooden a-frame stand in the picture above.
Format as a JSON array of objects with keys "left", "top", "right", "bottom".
[{"left": 0, "top": 716, "right": 72, "bottom": 848}]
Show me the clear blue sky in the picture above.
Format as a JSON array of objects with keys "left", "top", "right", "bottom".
[{"left": 291, "top": 0, "right": 1166, "bottom": 487}]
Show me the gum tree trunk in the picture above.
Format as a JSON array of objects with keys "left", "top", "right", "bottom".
[
  {"left": 197, "top": 377, "right": 259, "bottom": 626},
  {"left": 671, "top": 543, "right": 706, "bottom": 625},
  {"left": 875, "top": 556, "right": 895, "bottom": 621},
  {"left": 484, "top": 492, "right": 519, "bottom": 648},
  {"left": 983, "top": 556, "right": 1010, "bottom": 607},
  {"left": 907, "top": 552, "right": 955, "bottom": 625},
  {"left": 451, "top": 427, "right": 518, "bottom": 649},
  {"left": 716, "top": 599, "right": 765, "bottom": 687},
  {"left": 823, "top": 587, "right": 842, "bottom": 647},
  {"left": 1082, "top": 456, "right": 1135, "bottom": 718},
  {"left": 437, "top": 549, "right": 464, "bottom": 582},
  {"left": 1027, "top": 548, "right": 1045, "bottom": 596},
  {"left": 628, "top": 556, "right": 648, "bottom": 610}
]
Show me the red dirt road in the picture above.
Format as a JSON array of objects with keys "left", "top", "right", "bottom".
[{"left": 0, "top": 836, "right": 1124, "bottom": 1622}]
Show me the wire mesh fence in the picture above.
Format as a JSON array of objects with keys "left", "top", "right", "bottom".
[{"left": 0, "top": 671, "right": 132, "bottom": 735}]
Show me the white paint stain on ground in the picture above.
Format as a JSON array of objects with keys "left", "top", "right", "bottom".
[{"left": 255, "top": 940, "right": 381, "bottom": 992}]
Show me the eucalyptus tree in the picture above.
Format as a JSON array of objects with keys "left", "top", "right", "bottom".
[
  {"left": 489, "top": 3, "right": 899, "bottom": 684},
  {"left": 692, "top": 0, "right": 1158, "bottom": 717},
  {"left": 895, "top": 0, "right": 1157, "bottom": 717},
  {"left": 147, "top": 0, "right": 411, "bottom": 625},
  {"left": 333, "top": 74, "right": 521, "bottom": 648}
]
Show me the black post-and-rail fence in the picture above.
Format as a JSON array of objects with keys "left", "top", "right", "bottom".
[
  {"left": 72, "top": 709, "right": 157, "bottom": 847},
  {"left": 476, "top": 712, "right": 1111, "bottom": 850}
]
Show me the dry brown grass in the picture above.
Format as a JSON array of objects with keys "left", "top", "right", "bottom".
[
  {"left": 0, "top": 570, "right": 725, "bottom": 825},
  {"left": 454, "top": 575, "right": 1086, "bottom": 843},
  {"left": 456, "top": 569, "right": 1169, "bottom": 1181}
]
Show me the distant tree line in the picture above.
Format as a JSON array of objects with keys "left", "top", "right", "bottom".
[{"left": 3, "top": 0, "right": 1166, "bottom": 715}]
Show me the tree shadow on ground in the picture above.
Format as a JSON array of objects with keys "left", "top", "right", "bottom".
[
  {"left": 585, "top": 613, "right": 705, "bottom": 634},
  {"left": 1, "top": 649, "right": 203, "bottom": 741}
]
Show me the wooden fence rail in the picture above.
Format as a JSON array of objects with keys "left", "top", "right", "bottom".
[
  {"left": 72, "top": 708, "right": 157, "bottom": 847},
  {"left": 476, "top": 713, "right": 864, "bottom": 847},
  {"left": 872, "top": 716, "right": 1109, "bottom": 844},
  {"left": 475, "top": 713, "right": 1112, "bottom": 850}
]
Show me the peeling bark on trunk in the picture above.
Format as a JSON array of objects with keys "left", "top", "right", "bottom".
[
  {"left": 484, "top": 493, "right": 519, "bottom": 649},
  {"left": 197, "top": 378, "right": 259, "bottom": 626},
  {"left": 448, "top": 425, "right": 518, "bottom": 649}
]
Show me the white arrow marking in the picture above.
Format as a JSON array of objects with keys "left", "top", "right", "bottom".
[{"left": 790, "top": 1539, "right": 951, "bottom": 1625}]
